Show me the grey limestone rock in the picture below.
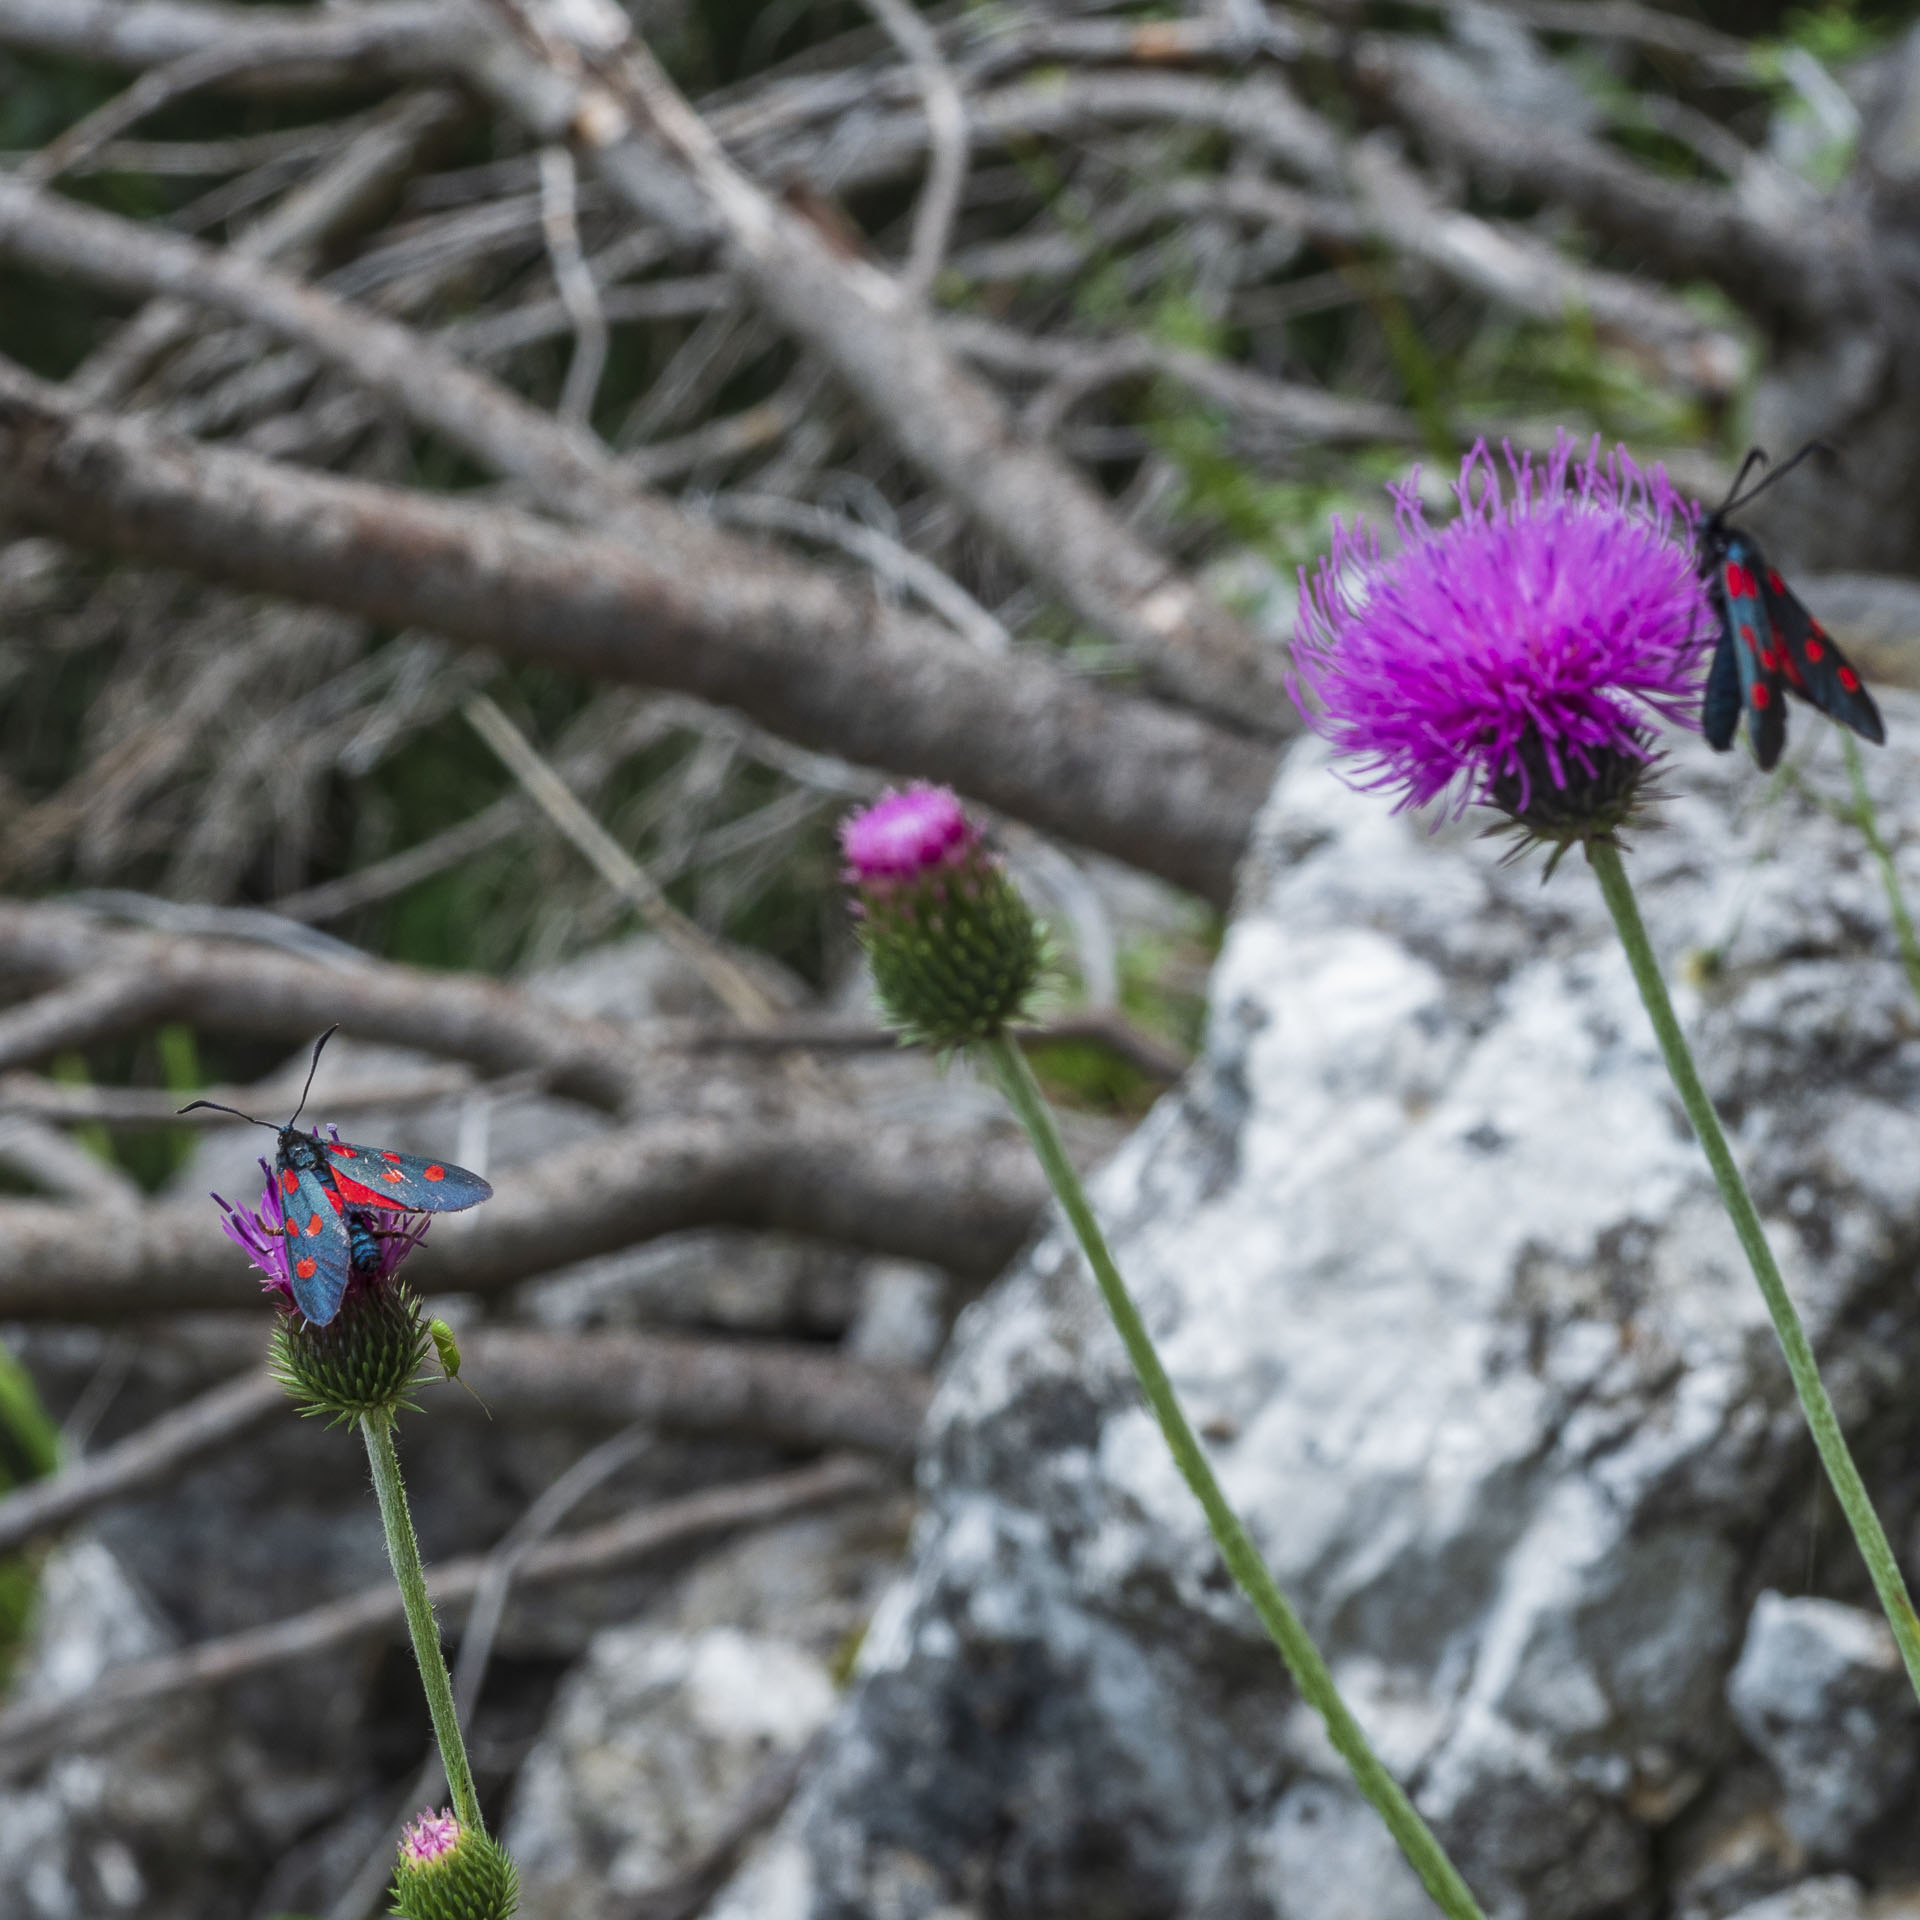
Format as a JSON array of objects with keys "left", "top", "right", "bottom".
[
  {"left": 725, "top": 708, "right": 1920, "bottom": 1920},
  {"left": 1722, "top": 1878, "right": 1867, "bottom": 1920},
  {"left": 1728, "top": 1592, "right": 1920, "bottom": 1859}
]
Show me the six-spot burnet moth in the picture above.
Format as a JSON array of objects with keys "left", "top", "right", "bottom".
[
  {"left": 182, "top": 1026, "right": 492, "bottom": 1328},
  {"left": 1700, "top": 443, "right": 1885, "bottom": 772}
]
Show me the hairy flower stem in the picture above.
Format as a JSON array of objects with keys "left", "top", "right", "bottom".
[
  {"left": 979, "top": 1033, "right": 1489, "bottom": 1920},
  {"left": 1587, "top": 837, "right": 1920, "bottom": 1703},
  {"left": 361, "top": 1409, "right": 484, "bottom": 1833},
  {"left": 1842, "top": 736, "right": 1920, "bottom": 1009}
]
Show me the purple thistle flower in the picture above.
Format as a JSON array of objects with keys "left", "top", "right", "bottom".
[
  {"left": 1290, "top": 435, "right": 1715, "bottom": 840},
  {"left": 398, "top": 1809, "right": 463, "bottom": 1868},
  {"left": 214, "top": 1129, "right": 429, "bottom": 1319},
  {"left": 840, "top": 783, "right": 977, "bottom": 890}
]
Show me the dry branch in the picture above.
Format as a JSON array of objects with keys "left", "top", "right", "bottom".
[
  {"left": 0, "top": 1326, "right": 926, "bottom": 1561},
  {"left": 0, "top": 1368, "right": 282, "bottom": 1558},
  {"left": 1352, "top": 34, "right": 1864, "bottom": 329},
  {"left": 0, "top": 1096, "right": 1047, "bottom": 1317},
  {"left": 0, "top": 901, "right": 647, "bottom": 1109},
  {"left": 0, "top": 1452, "right": 889, "bottom": 1779},
  {"left": 479, "top": 4, "right": 1286, "bottom": 731},
  {"left": 0, "top": 363, "right": 1270, "bottom": 901}
]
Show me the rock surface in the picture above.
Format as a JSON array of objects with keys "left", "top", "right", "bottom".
[
  {"left": 719, "top": 709, "right": 1920, "bottom": 1920},
  {"left": 1728, "top": 1593, "right": 1920, "bottom": 1859}
]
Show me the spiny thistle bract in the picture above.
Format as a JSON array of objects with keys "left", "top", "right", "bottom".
[
  {"left": 1289, "top": 432, "right": 1716, "bottom": 864},
  {"left": 841, "top": 785, "right": 1044, "bottom": 1047},
  {"left": 270, "top": 1280, "right": 433, "bottom": 1424},
  {"left": 390, "top": 1810, "right": 519, "bottom": 1920}
]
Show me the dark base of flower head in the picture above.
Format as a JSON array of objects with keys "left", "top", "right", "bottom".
[
  {"left": 272, "top": 1281, "right": 431, "bottom": 1424},
  {"left": 391, "top": 1828, "right": 519, "bottom": 1920},
  {"left": 861, "top": 864, "right": 1045, "bottom": 1047},
  {"left": 1486, "top": 731, "right": 1656, "bottom": 869}
]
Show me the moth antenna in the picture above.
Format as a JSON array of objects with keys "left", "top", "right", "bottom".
[
  {"left": 176, "top": 1098, "right": 277, "bottom": 1130},
  {"left": 1714, "top": 446, "right": 1769, "bottom": 518},
  {"left": 1722, "top": 440, "right": 1836, "bottom": 517},
  {"left": 288, "top": 1024, "right": 341, "bottom": 1131}
]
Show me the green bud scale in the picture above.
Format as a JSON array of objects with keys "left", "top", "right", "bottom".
[
  {"left": 271, "top": 1281, "right": 432, "bottom": 1424},
  {"left": 391, "top": 1812, "right": 519, "bottom": 1920}
]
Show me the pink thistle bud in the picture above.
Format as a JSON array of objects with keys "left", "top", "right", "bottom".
[
  {"left": 840, "top": 782, "right": 978, "bottom": 890},
  {"left": 840, "top": 786, "right": 1043, "bottom": 1046},
  {"left": 399, "top": 1810, "right": 463, "bottom": 1868}
]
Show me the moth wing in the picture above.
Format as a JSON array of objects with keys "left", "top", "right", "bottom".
[
  {"left": 1719, "top": 555, "right": 1787, "bottom": 771},
  {"left": 1702, "top": 626, "right": 1742, "bottom": 753},
  {"left": 286, "top": 1166, "right": 352, "bottom": 1325},
  {"left": 326, "top": 1140, "right": 493, "bottom": 1212},
  {"left": 1760, "top": 567, "right": 1885, "bottom": 746}
]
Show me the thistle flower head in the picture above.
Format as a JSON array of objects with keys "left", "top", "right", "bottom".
[
  {"left": 840, "top": 786, "right": 1044, "bottom": 1046},
  {"left": 215, "top": 1135, "right": 435, "bottom": 1422},
  {"left": 216, "top": 1143, "right": 430, "bottom": 1315},
  {"left": 1290, "top": 434, "right": 1715, "bottom": 855},
  {"left": 390, "top": 1809, "right": 520, "bottom": 1920}
]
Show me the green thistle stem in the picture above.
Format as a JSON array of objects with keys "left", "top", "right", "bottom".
[
  {"left": 979, "top": 1033, "right": 1489, "bottom": 1920},
  {"left": 361, "top": 1409, "right": 484, "bottom": 1833},
  {"left": 1586, "top": 837, "right": 1920, "bottom": 1704},
  {"left": 1841, "top": 735, "right": 1920, "bottom": 1009}
]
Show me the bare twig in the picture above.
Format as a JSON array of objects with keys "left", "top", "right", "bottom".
[
  {"left": 463, "top": 692, "right": 778, "bottom": 1023},
  {"left": 854, "top": 0, "right": 968, "bottom": 296},
  {"left": 1352, "top": 33, "right": 1863, "bottom": 329},
  {"left": 0, "top": 900, "right": 649, "bottom": 1111},
  {"left": 268, "top": 798, "right": 527, "bottom": 924},
  {"left": 703, "top": 492, "right": 1009, "bottom": 653},
  {"left": 27, "top": 39, "right": 328, "bottom": 185},
  {"left": 537, "top": 143, "right": 611, "bottom": 427},
  {"left": 0, "top": 1067, "right": 476, "bottom": 1127}
]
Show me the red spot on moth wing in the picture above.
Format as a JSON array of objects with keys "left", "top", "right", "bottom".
[
  {"left": 424, "top": 1165, "right": 445, "bottom": 1182},
  {"left": 1753, "top": 684, "right": 1773, "bottom": 707},
  {"left": 1739, "top": 623, "right": 1758, "bottom": 646},
  {"left": 1840, "top": 666, "right": 1861, "bottom": 691},
  {"left": 382, "top": 1152, "right": 403, "bottom": 1164},
  {"left": 332, "top": 1174, "right": 391, "bottom": 1207},
  {"left": 280, "top": 1169, "right": 300, "bottom": 1193},
  {"left": 328, "top": 1144, "right": 354, "bottom": 1157},
  {"left": 306, "top": 1213, "right": 324, "bottom": 1236},
  {"left": 295, "top": 1257, "right": 317, "bottom": 1279},
  {"left": 1805, "top": 639, "right": 1825, "bottom": 661},
  {"left": 382, "top": 1167, "right": 405, "bottom": 1182},
  {"left": 1726, "top": 563, "right": 1757, "bottom": 597},
  {"left": 283, "top": 1220, "right": 300, "bottom": 1237},
  {"left": 1768, "top": 571, "right": 1786, "bottom": 594}
]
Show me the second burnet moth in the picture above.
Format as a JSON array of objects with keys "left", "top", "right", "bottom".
[
  {"left": 1699, "top": 443, "right": 1884, "bottom": 772},
  {"left": 183, "top": 1026, "right": 492, "bottom": 1327}
]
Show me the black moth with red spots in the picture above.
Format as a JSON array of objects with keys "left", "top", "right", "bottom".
[
  {"left": 1700, "top": 444, "right": 1884, "bottom": 772},
  {"left": 183, "top": 1027, "right": 492, "bottom": 1328}
]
